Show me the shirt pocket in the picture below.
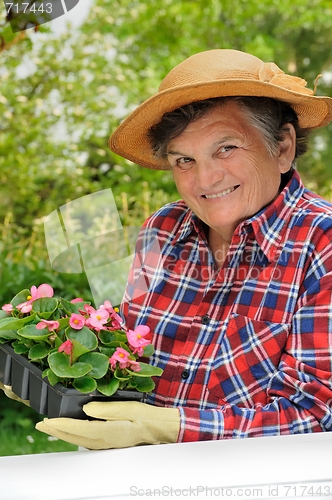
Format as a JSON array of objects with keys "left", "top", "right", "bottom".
[{"left": 206, "top": 313, "right": 290, "bottom": 406}]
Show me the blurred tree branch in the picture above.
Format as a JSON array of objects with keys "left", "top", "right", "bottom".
[{"left": 0, "top": 30, "right": 27, "bottom": 52}]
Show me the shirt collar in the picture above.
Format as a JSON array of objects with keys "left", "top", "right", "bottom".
[
  {"left": 171, "top": 207, "right": 202, "bottom": 245},
  {"left": 172, "top": 170, "right": 304, "bottom": 262}
]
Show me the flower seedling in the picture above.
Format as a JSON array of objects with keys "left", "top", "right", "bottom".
[{"left": 0, "top": 285, "right": 163, "bottom": 396}]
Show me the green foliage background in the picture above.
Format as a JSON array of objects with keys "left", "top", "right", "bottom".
[{"left": 0, "top": 0, "right": 332, "bottom": 455}]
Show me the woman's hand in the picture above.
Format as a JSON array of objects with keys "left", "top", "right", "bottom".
[{"left": 36, "top": 401, "right": 180, "bottom": 449}]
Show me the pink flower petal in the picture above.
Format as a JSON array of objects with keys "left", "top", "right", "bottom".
[
  {"left": 84, "top": 304, "right": 96, "bottom": 315},
  {"left": 35, "top": 284, "right": 54, "bottom": 298},
  {"left": 129, "top": 360, "right": 141, "bottom": 372},
  {"left": 2, "top": 304, "right": 13, "bottom": 313},
  {"left": 58, "top": 339, "right": 73, "bottom": 355},
  {"left": 100, "top": 300, "right": 113, "bottom": 312},
  {"left": 17, "top": 302, "right": 33, "bottom": 313},
  {"left": 36, "top": 321, "right": 47, "bottom": 330},
  {"left": 36, "top": 319, "right": 60, "bottom": 331},
  {"left": 111, "top": 311, "right": 123, "bottom": 325},
  {"left": 133, "top": 325, "right": 150, "bottom": 336}
]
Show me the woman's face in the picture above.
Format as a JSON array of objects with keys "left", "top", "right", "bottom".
[{"left": 166, "top": 101, "right": 295, "bottom": 242}]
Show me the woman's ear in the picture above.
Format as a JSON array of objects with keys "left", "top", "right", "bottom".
[{"left": 278, "top": 123, "right": 297, "bottom": 173}]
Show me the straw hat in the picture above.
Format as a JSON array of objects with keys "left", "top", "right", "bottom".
[{"left": 109, "top": 49, "right": 332, "bottom": 170}]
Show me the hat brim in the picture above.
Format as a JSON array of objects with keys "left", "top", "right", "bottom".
[{"left": 109, "top": 79, "right": 332, "bottom": 170}]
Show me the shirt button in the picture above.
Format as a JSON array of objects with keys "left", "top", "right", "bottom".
[
  {"left": 202, "top": 315, "right": 210, "bottom": 325},
  {"left": 181, "top": 370, "right": 190, "bottom": 380}
]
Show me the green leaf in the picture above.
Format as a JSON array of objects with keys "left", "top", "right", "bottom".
[
  {"left": 29, "top": 344, "right": 50, "bottom": 360},
  {"left": 0, "top": 331, "right": 18, "bottom": 342},
  {"left": 17, "top": 324, "right": 50, "bottom": 341},
  {"left": 133, "top": 376, "right": 155, "bottom": 392},
  {"left": 32, "top": 298, "right": 58, "bottom": 319},
  {"left": 0, "top": 310, "right": 9, "bottom": 320},
  {"left": 66, "top": 326, "right": 98, "bottom": 351},
  {"left": 69, "top": 338, "right": 92, "bottom": 360},
  {"left": 79, "top": 352, "right": 109, "bottom": 378},
  {"left": 13, "top": 343, "right": 29, "bottom": 355},
  {"left": 43, "top": 368, "right": 60, "bottom": 386},
  {"left": 99, "top": 330, "right": 127, "bottom": 345},
  {"left": 48, "top": 352, "right": 92, "bottom": 378},
  {"left": 99, "top": 341, "right": 123, "bottom": 350},
  {"left": 114, "top": 332, "right": 129, "bottom": 343},
  {"left": 143, "top": 343, "right": 154, "bottom": 357},
  {"left": 57, "top": 317, "right": 70, "bottom": 330},
  {"left": 59, "top": 298, "right": 90, "bottom": 316},
  {"left": 0, "top": 314, "right": 37, "bottom": 332},
  {"left": 73, "top": 376, "right": 97, "bottom": 393},
  {"left": 97, "top": 377, "right": 120, "bottom": 396},
  {"left": 114, "top": 368, "right": 132, "bottom": 381},
  {"left": 98, "top": 346, "right": 116, "bottom": 357},
  {"left": 99, "top": 330, "right": 116, "bottom": 344},
  {"left": 127, "top": 362, "right": 163, "bottom": 378}
]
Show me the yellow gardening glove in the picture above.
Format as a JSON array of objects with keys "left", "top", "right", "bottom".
[
  {"left": 36, "top": 401, "right": 180, "bottom": 450},
  {"left": 0, "top": 381, "right": 30, "bottom": 406}
]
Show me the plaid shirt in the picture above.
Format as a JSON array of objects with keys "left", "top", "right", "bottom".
[{"left": 122, "top": 169, "right": 332, "bottom": 441}]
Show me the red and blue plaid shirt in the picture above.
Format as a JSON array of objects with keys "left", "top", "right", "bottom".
[{"left": 122, "top": 169, "right": 332, "bottom": 441}]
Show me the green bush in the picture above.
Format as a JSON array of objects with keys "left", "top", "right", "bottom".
[{"left": 0, "top": 391, "right": 77, "bottom": 456}]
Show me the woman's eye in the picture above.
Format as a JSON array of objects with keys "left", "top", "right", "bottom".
[
  {"left": 176, "top": 157, "right": 194, "bottom": 168},
  {"left": 178, "top": 157, "right": 193, "bottom": 164},
  {"left": 220, "top": 145, "right": 237, "bottom": 154}
]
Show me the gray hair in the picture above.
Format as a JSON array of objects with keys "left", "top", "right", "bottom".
[{"left": 148, "top": 96, "right": 310, "bottom": 168}]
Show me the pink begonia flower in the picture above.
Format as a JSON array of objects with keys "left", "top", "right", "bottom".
[
  {"left": 109, "top": 347, "right": 132, "bottom": 370},
  {"left": 99, "top": 300, "right": 123, "bottom": 328},
  {"left": 58, "top": 339, "right": 73, "bottom": 355},
  {"left": 128, "top": 360, "right": 141, "bottom": 372},
  {"left": 16, "top": 284, "right": 54, "bottom": 314},
  {"left": 89, "top": 308, "right": 109, "bottom": 330},
  {"left": 110, "top": 311, "right": 123, "bottom": 329},
  {"left": 69, "top": 313, "right": 86, "bottom": 330},
  {"left": 127, "top": 325, "right": 151, "bottom": 356},
  {"left": 84, "top": 304, "right": 96, "bottom": 315},
  {"left": 107, "top": 316, "right": 122, "bottom": 331},
  {"left": 2, "top": 303, "right": 14, "bottom": 313},
  {"left": 30, "top": 284, "right": 54, "bottom": 299},
  {"left": 36, "top": 319, "right": 60, "bottom": 332},
  {"left": 109, "top": 349, "right": 141, "bottom": 372},
  {"left": 16, "top": 302, "right": 34, "bottom": 313},
  {"left": 99, "top": 300, "right": 114, "bottom": 313},
  {"left": 84, "top": 317, "right": 94, "bottom": 329}
]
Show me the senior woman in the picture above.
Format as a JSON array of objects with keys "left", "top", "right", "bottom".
[{"left": 36, "top": 49, "right": 332, "bottom": 449}]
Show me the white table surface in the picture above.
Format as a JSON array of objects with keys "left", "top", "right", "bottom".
[{"left": 0, "top": 432, "right": 331, "bottom": 500}]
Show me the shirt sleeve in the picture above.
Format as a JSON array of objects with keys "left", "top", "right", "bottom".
[{"left": 179, "top": 272, "right": 332, "bottom": 441}]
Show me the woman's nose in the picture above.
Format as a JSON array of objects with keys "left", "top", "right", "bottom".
[{"left": 195, "top": 158, "right": 224, "bottom": 189}]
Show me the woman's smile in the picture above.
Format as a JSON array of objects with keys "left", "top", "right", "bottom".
[{"left": 202, "top": 185, "right": 240, "bottom": 199}]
